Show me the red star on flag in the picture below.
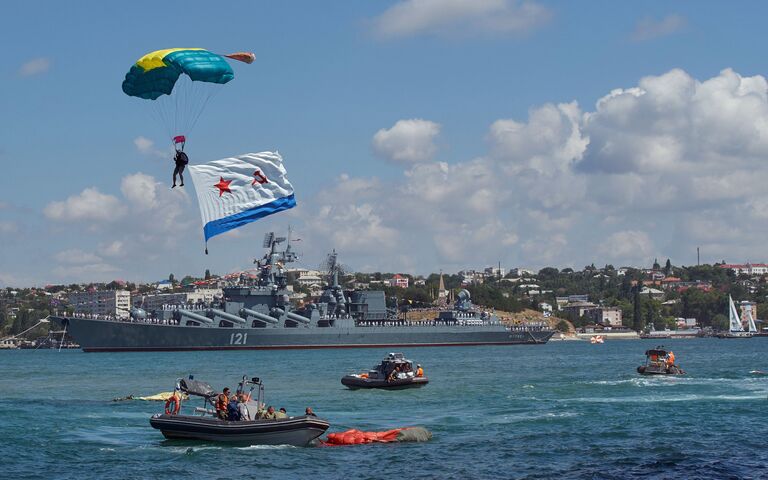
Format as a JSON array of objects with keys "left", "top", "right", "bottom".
[{"left": 214, "top": 177, "right": 233, "bottom": 197}]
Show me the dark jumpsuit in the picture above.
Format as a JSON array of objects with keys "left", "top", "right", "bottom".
[{"left": 173, "top": 151, "right": 189, "bottom": 186}]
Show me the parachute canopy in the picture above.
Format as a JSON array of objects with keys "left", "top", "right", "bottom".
[
  {"left": 122, "top": 48, "right": 234, "bottom": 100},
  {"left": 122, "top": 48, "right": 254, "bottom": 141},
  {"left": 323, "top": 427, "right": 432, "bottom": 446}
]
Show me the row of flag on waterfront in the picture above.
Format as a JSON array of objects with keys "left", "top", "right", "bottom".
[{"left": 188, "top": 151, "right": 295, "bottom": 253}]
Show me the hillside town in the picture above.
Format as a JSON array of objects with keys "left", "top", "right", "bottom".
[{"left": 2, "top": 258, "right": 766, "bottom": 348}]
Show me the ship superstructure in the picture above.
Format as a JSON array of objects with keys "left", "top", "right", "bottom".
[{"left": 51, "top": 233, "right": 553, "bottom": 351}]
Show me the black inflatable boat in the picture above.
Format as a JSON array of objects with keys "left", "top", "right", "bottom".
[{"left": 342, "top": 352, "right": 428, "bottom": 390}]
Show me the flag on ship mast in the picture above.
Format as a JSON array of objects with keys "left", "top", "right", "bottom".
[{"left": 188, "top": 152, "right": 296, "bottom": 253}]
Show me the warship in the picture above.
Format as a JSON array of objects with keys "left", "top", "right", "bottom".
[{"left": 50, "top": 233, "right": 553, "bottom": 352}]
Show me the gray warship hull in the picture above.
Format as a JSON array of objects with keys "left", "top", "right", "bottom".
[{"left": 50, "top": 316, "right": 553, "bottom": 352}]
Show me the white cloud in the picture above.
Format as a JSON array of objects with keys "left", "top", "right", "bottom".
[
  {"left": 99, "top": 241, "right": 125, "bottom": 258},
  {"left": 40, "top": 171, "right": 195, "bottom": 282},
  {"left": 52, "top": 263, "right": 119, "bottom": 281},
  {"left": 372, "top": 119, "right": 441, "bottom": 163},
  {"left": 489, "top": 102, "right": 586, "bottom": 174},
  {"left": 372, "top": 0, "right": 552, "bottom": 39},
  {"left": 22, "top": 67, "right": 768, "bottom": 282},
  {"left": 53, "top": 249, "right": 102, "bottom": 265},
  {"left": 134, "top": 136, "right": 167, "bottom": 158},
  {"left": 0, "top": 221, "right": 18, "bottom": 235},
  {"left": 584, "top": 69, "right": 768, "bottom": 172},
  {"left": 300, "top": 67, "right": 768, "bottom": 273},
  {"left": 121, "top": 173, "right": 159, "bottom": 210},
  {"left": 631, "top": 14, "right": 686, "bottom": 42},
  {"left": 18, "top": 57, "right": 51, "bottom": 76},
  {"left": 44, "top": 188, "right": 126, "bottom": 222},
  {"left": 598, "top": 231, "right": 654, "bottom": 264}
]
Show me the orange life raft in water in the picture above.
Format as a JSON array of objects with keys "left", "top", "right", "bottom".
[{"left": 323, "top": 427, "right": 431, "bottom": 446}]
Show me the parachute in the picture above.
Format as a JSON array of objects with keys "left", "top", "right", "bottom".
[
  {"left": 122, "top": 48, "right": 254, "bottom": 144},
  {"left": 323, "top": 427, "right": 432, "bottom": 446}
]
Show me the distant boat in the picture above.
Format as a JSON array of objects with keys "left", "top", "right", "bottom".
[
  {"left": 747, "top": 308, "right": 758, "bottom": 334},
  {"left": 716, "top": 295, "right": 754, "bottom": 339},
  {"left": 590, "top": 335, "right": 604, "bottom": 344}
]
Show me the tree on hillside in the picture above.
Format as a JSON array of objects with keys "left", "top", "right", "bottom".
[
  {"left": 664, "top": 259, "right": 672, "bottom": 275},
  {"left": 633, "top": 281, "right": 644, "bottom": 332},
  {"left": 169, "top": 273, "right": 175, "bottom": 284},
  {"left": 205, "top": 269, "right": 211, "bottom": 280}
]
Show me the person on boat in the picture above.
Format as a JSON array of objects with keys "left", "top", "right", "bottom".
[
  {"left": 215, "top": 387, "right": 230, "bottom": 420},
  {"left": 416, "top": 364, "right": 424, "bottom": 377},
  {"left": 263, "top": 405, "right": 277, "bottom": 420},
  {"left": 227, "top": 395, "right": 241, "bottom": 421},
  {"left": 387, "top": 364, "right": 401, "bottom": 383},
  {"left": 305, "top": 407, "right": 316, "bottom": 417},
  {"left": 237, "top": 394, "right": 251, "bottom": 421},
  {"left": 666, "top": 351, "right": 676, "bottom": 370},
  {"left": 276, "top": 407, "right": 288, "bottom": 419}
]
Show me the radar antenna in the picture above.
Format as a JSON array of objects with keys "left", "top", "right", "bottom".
[{"left": 320, "top": 249, "right": 350, "bottom": 288}]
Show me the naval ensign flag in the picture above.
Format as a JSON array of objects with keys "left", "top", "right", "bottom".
[{"left": 188, "top": 152, "right": 296, "bottom": 252}]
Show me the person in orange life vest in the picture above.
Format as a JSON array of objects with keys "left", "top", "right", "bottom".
[
  {"left": 215, "top": 387, "right": 230, "bottom": 420},
  {"left": 416, "top": 364, "right": 424, "bottom": 377},
  {"left": 666, "top": 351, "right": 675, "bottom": 366}
]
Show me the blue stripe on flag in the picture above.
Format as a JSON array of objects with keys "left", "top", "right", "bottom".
[{"left": 203, "top": 194, "right": 296, "bottom": 241}]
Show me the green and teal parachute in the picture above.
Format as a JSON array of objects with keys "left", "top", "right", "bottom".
[{"left": 122, "top": 48, "right": 254, "bottom": 141}]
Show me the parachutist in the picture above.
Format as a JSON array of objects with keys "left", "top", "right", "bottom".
[{"left": 172, "top": 140, "right": 189, "bottom": 188}]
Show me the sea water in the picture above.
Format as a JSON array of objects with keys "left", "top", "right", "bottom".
[{"left": 2, "top": 339, "right": 767, "bottom": 479}]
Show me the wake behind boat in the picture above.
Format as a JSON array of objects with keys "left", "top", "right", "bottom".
[{"left": 150, "top": 375, "right": 329, "bottom": 446}]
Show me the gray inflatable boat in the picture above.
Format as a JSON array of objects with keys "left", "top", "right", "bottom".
[{"left": 150, "top": 375, "right": 329, "bottom": 446}]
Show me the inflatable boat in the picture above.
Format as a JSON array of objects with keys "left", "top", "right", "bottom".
[
  {"left": 149, "top": 375, "right": 329, "bottom": 446},
  {"left": 150, "top": 413, "right": 329, "bottom": 445},
  {"left": 342, "top": 352, "right": 428, "bottom": 390},
  {"left": 637, "top": 347, "right": 685, "bottom": 375}
]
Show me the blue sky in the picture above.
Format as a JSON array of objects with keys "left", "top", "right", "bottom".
[{"left": 3, "top": 1, "right": 768, "bottom": 285}]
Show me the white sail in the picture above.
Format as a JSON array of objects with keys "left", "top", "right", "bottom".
[
  {"left": 747, "top": 309, "right": 758, "bottom": 333},
  {"left": 729, "top": 295, "right": 745, "bottom": 333}
]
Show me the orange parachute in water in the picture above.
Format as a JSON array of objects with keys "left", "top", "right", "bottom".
[{"left": 323, "top": 427, "right": 431, "bottom": 446}]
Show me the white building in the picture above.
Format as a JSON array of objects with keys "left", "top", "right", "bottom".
[
  {"left": 133, "top": 288, "right": 223, "bottom": 311},
  {"left": 510, "top": 267, "right": 535, "bottom": 277},
  {"left": 720, "top": 263, "right": 768, "bottom": 276},
  {"left": 587, "top": 307, "right": 623, "bottom": 326},
  {"left": 484, "top": 266, "right": 506, "bottom": 278},
  {"left": 388, "top": 274, "right": 409, "bottom": 289},
  {"left": 296, "top": 274, "right": 323, "bottom": 287},
  {"left": 68, "top": 290, "right": 131, "bottom": 318}
]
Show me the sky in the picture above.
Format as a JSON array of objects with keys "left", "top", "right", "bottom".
[{"left": 3, "top": 0, "right": 768, "bottom": 286}]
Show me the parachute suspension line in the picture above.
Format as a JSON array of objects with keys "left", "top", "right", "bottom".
[
  {"left": 150, "top": 102, "right": 173, "bottom": 142},
  {"left": 188, "top": 86, "right": 220, "bottom": 137}
]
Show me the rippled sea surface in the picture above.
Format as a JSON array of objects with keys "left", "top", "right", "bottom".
[{"left": 3, "top": 339, "right": 768, "bottom": 479}]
